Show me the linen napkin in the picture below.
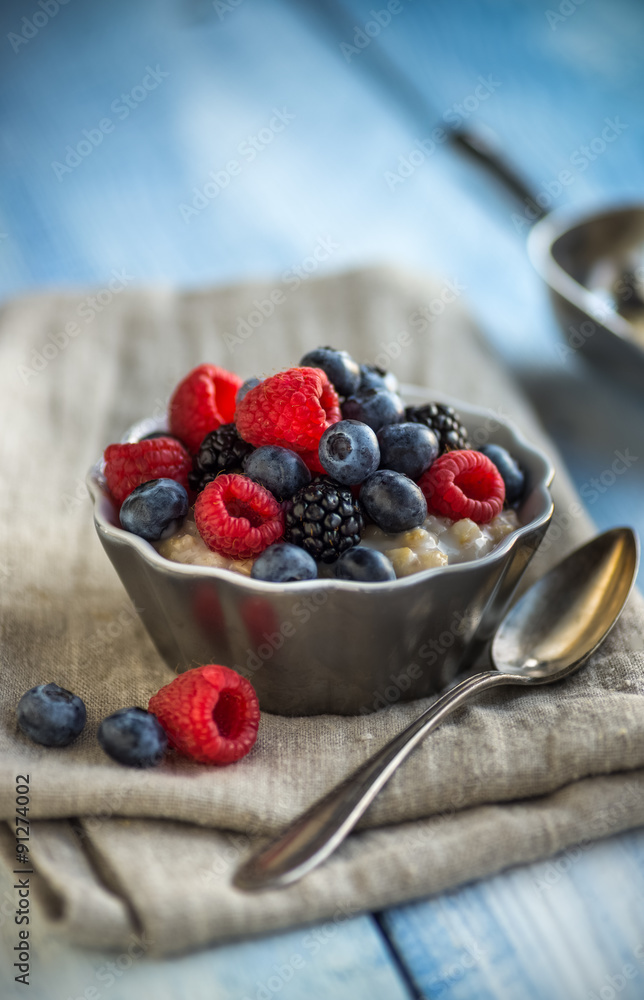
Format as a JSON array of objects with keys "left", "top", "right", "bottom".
[{"left": 1, "top": 266, "right": 643, "bottom": 955}]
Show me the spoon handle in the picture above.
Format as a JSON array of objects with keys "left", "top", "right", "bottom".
[{"left": 234, "top": 669, "right": 515, "bottom": 891}]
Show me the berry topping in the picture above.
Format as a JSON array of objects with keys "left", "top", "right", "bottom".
[
  {"left": 478, "top": 444, "right": 526, "bottom": 505},
  {"left": 194, "top": 473, "right": 284, "bottom": 559},
  {"left": 17, "top": 683, "right": 86, "bottom": 748},
  {"left": 360, "top": 470, "right": 428, "bottom": 533},
  {"left": 418, "top": 449, "right": 505, "bottom": 523},
  {"left": 285, "top": 478, "right": 364, "bottom": 563},
  {"left": 318, "top": 419, "right": 380, "bottom": 486},
  {"left": 148, "top": 664, "right": 260, "bottom": 765},
  {"left": 169, "top": 364, "right": 243, "bottom": 454},
  {"left": 189, "top": 423, "right": 255, "bottom": 492},
  {"left": 359, "top": 364, "right": 399, "bottom": 394},
  {"left": 236, "top": 377, "right": 261, "bottom": 407},
  {"left": 299, "top": 347, "right": 361, "bottom": 397},
  {"left": 342, "top": 388, "right": 405, "bottom": 433},
  {"left": 97, "top": 707, "right": 168, "bottom": 768},
  {"left": 335, "top": 546, "right": 396, "bottom": 583},
  {"left": 104, "top": 437, "right": 191, "bottom": 505},
  {"left": 243, "top": 445, "right": 311, "bottom": 501},
  {"left": 235, "top": 368, "right": 341, "bottom": 467},
  {"left": 405, "top": 403, "right": 469, "bottom": 454},
  {"left": 251, "top": 542, "right": 318, "bottom": 583},
  {"left": 377, "top": 422, "right": 439, "bottom": 480},
  {"left": 119, "top": 478, "right": 189, "bottom": 541}
]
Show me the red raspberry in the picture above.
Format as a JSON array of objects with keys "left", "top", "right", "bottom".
[
  {"left": 235, "top": 367, "right": 341, "bottom": 467},
  {"left": 169, "top": 364, "right": 243, "bottom": 454},
  {"left": 148, "top": 664, "right": 260, "bottom": 765},
  {"left": 418, "top": 449, "right": 505, "bottom": 524},
  {"left": 104, "top": 438, "right": 191, "bottom": 505},
  {"left": 194, "top": 473, "right": 283, "bottom": 559}
]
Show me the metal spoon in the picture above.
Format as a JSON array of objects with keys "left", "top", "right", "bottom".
[{"left": 234, "top": 527, "right": 639, "bottom": 891}]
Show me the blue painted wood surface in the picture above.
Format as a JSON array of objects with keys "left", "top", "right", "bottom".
[
  {"left": 380, "top": 828, "right": 644, "bottom": 1000},
  {"left": 1, "top": 0, "right": 643, "bottom": 996}
]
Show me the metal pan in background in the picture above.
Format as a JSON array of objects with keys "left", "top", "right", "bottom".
[
  {"left": 302, "top": 0, "right": 644, "bottom": 391},
  {"left": 527, "top": 203, "right": 644, "bottom": 391}
]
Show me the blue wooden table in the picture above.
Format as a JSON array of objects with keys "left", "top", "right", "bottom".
[{"left": 2, "top": 0, "right": 643, "bottom": 996}]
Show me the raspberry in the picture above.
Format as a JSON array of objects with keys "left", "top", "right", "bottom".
[
  {"left": 104, "top": 438, "right": 191, "bottom": 505},
  {"left": 194, "top": 473, "right": 284, "bottom": 559},
  {"left": 418, "top": 449, "right": 505, "bottom": 524},
  {"left": 169, "top": 364, "right": 243, "bottom": 454},
  {"left": 148, "top": 664, "right": 260, "bottom": 765},
  {"left": 235, "top": 368, "right": 341, "bottom": 469}
]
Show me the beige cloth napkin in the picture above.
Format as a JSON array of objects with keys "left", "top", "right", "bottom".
[{"left": 1, "top": 266, "right": 643, "bottom": 955}]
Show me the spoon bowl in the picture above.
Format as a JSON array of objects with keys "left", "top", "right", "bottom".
[
  {"left": 493, "top": 526, "right": 639, "bottom": 680},
  {"left": 234, "top": 527, "right": 639, "bottom": 891}
]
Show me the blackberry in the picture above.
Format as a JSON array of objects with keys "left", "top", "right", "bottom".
[
  {"left": 285, "top": 478, "right": 364, "bottom": 563},
  {"left": 189, "top": 424, "right": 254, "bottom": 492},
  {"left": 404, "top": 403, "right": 469, "bottom": 454}
]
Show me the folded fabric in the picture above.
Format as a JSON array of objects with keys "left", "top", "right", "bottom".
[{"left": 1, "top": 267, "right": 643, "bottom": 954}]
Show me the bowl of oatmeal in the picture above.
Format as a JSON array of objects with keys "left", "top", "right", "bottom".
[{"left": 88, "top": 386, "right": 553, "bottom": 715}]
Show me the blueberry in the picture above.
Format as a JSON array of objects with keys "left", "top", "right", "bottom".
[
  {"left": 479, "top": 444, "right": 526, "bottom": 505},
  {"left": 341, "top": 388, "right": 405, "bottom": 433},
  {"left": 251, "top": 542, "right": 318, "bottom": 582},
  {"left": 243, "top": 445, "right": 311, "bottom": 501},
  {"left": 17, "top": 683, "right": 86, "bottom": 747},
  {"left": 318, "top": 420, "right": 380, "bottom": 485},
  {"left": 119, "top": 478, "right": 189, "bottom": 541},
  {"left": 300, "top": 347, "right": 361, "bottom": 397},
  {"left": 377, "top": 422, "right": 439, "bottom": 480},
  {"left": 359, "top": 364, "right": 399, "bottom": 394},
  {"left": 236, "top": 377, "right": 261, "bottom": 406},
  {"left": 98, "top": 707, "right": 168, "bottom": 767},
  {"left": 335, "top": 546, "right": 396, "bottom": 582},
  {"left": 360, "top": 470, "right": 427, "bottom": 533}
]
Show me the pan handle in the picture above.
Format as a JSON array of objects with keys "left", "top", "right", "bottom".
[{"left": 451, "top": 126, "right": 546, "bottom": 221}]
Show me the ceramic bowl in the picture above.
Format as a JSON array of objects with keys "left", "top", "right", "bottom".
[{"left": 88, "top": 387, "right": 554, "bottom": 715}]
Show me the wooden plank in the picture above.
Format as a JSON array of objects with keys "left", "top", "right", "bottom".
[
  {"left": 380, "top": 828, "right": 644, "bottom": 1000},
  {"left": 0, "top": 903, "right": 414, "bottom": 1000}
]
